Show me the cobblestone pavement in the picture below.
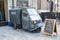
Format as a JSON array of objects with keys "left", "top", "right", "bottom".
[{"left": 0, "top": 20, "right": 60, "bottom": 40}]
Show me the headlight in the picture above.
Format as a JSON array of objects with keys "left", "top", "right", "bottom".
[
  {"left": 32, "top": 21, "right": 34, "bottom": 24},
  {"left": 31, "top": 21, "right": 36, "bottom": 24}
]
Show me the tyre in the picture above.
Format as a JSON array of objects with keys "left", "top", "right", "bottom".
[
  {"left": 30, "top": 27, "right": 41, "bottom": 33},
  {"left": 13, "top": 24, "right": 22, "bottom": 29}
]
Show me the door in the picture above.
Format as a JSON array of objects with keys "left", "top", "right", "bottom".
[{"left": 0, "top": 0, "right": 5, "bottom": 22}]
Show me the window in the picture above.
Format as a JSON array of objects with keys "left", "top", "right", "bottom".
[
  {"left": 23, "top": 1, "right": 28, "bottom": 7},
  {"left": 17, "top": 0, "right": 28, "bottom": 7},
  {"left": 37, "top": 0, "right": 41, "bottom": 10},
  {"left": 17, "top": 0, "right": 22, "bottom": 7}
]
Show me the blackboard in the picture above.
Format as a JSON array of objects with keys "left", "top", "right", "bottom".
[
  {"left": 44, "top": 19, "right": 54, "bottom": 34},
  {"left": 43, "top": 19, "right": 57, "bottom": 37}
]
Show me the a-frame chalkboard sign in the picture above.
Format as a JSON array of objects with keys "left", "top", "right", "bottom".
[{"left": 43, "top": 19, "right": 57, "bottom": 37}]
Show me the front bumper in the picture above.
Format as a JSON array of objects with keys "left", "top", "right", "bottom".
[{"left": 28, "top": 23, "right": 43, "bottom": 31}]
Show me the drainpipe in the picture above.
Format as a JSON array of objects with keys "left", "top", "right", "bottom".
[
  {"left": 47, "top": 0, "right": 53, "bottom": 14},
  {"left": 50, "top": 0, "right": 53, "bottom": 14},
  {"left": 12, "top": 0, "right": 14, "bottom": 8}
]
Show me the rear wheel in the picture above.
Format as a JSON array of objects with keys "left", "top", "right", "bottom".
[
  {"left": 13, "top": 24, "right": 22, "bottom": 29},
  {"left": 13, "top": 24, "right": 17, "bottom": 29}
]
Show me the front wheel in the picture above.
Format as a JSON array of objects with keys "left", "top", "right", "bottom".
[{"left": 30, "top": 27, "right": 41, "bottom": 33}]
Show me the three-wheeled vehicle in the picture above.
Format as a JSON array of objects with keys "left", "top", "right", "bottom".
[
  {"left": 22, "top": 8, "right": 43, "bottom": 32},
  {"left": 9, "top": 8, "right": 43, "bottom": 32}
]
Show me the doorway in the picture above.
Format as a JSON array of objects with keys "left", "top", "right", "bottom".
[{"left": 0, "top": 0, "right": 5, "bottom": 22}]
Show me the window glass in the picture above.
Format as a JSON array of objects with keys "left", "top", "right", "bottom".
[
  {"left": 17, "top": 0, "right": 28, "bottom": 7},
  {"left": 37, "top": 0, "right": 41, "bottom": 10}
]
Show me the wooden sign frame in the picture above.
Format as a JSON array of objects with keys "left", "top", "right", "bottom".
[
  {"left": 4, "top": 0, "right": 8, "bottom": 21},
  {"left": 43, "top": 19, "right": 57, "bottom": 37}
]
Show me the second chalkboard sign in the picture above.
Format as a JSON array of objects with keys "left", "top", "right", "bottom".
[{"left": 43, "top": 19, "right": 57, "bottom": 37}]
